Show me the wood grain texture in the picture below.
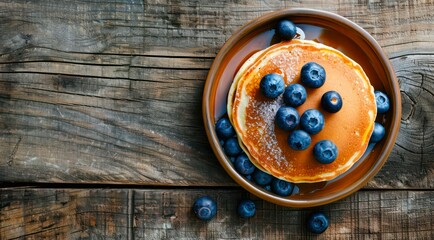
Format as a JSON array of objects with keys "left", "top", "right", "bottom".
[
  {"left": 0, "top": 0, "right": 433, "bottom": 187},
  {"left": 368, "top": 54, "right": 434, "bottom": 189},
  {"left": 0, "top": 188, "right": 432, "bottom": 240},
  {"left": 0, "top": 188, "right": 130, "bottom": 239}
]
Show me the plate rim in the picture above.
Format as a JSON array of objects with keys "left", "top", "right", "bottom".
[{"left": 202, "top": 8, "right": 402, "bottom": 207}]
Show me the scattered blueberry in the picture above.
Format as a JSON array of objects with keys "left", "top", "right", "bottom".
[
  {"left": 224, "top": 137, "right": 242, "bottom": 156},
  {"left": 300, "top": 109, "right": 325, "bottom": 134},
  {"left": 275, "top": 106, "right": 300, "bottom": 131},
  {"left": 374, "top": 90, "right": 390, "bottom": 114},
  {"left": 301, "top": 62, "right": 326, "bottom": 88},
  {"left": 276, "top": 19, "right": 297, "bottom": 41},
  {"left": 193, "top": 196, "right": 217, "bottom": 221},
  {"left": 264, "top": 185, "right": 271, "bottom": 191},
  {"left": 313, "top": 140, "right": 338, "bottom": 164},
  {"left": 252, "top": 169, "right": 273, "bottom": 186},
  {"left": 234, "top": 154, "right": 256, "bottom": 175},
  {"left": 271, "top": 178, "right": 294, "bottom": 197},
  {"left": 307, "top": 212, "right": 329, "bottom": 234},
  {"left": 229, "top": 156, "right": 236, "bottom": 163},
  {"left": 219, "top": 139, "right": 225, "bottom": 147},
  {"left": 321, "top": 91, "right": 343, "bottom": 113},
  {"left": 260, "top": 73, "right": 285, "bottom": 99},
  {"left": 215, "top": 117, "right": 235, "bottom": 139},
  {"left": 283, "top": 83, "right": 307, "bottom": 107},
  {"left": 370, "top": 122, "right": 386, "bottom": 143},
  {"left": 288, "top": 130, "right": 311, "bottom": 150},
  {"left": 237, "top": 200, "right": 256, "bottom": 218}
]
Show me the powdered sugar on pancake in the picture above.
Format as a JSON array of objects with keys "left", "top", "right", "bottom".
[
  {"left": 248, "top": 96, "right": 288, "bottom": 168},
  {"left": 270, "top": 47, "right": 303, "bottom": 83}
]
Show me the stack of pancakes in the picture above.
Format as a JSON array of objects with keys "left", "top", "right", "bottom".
[{"left": 227, "top": 39, "right": 376, "bottom": 183}]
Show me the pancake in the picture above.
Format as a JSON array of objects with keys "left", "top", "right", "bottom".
[{"left": 228, "top": 39, "right": 376, "bottom": 183}]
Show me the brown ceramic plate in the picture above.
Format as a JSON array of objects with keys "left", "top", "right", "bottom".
[{"left": 202, "top": 8, "right": 401, "bottom": 207}]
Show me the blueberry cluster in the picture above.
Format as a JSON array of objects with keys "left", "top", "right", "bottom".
[
  {"left": 216, "top": 117, "right": 296, "bottom": 198},
  {"left": 371, "top": 90, "right": 390, "bottom": 142},
  {"left": 275, "top": 19, "right": 390, "bottom": 146},
  {"left": 261, "top": 61, "right": 342, "bottom": 164}
]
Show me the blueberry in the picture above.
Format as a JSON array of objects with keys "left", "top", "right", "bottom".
[
  {"left": 301, "top": 62, "right": 326, "bottom": 88},
  {"left": 275, "top": 106, "right": 300, "bottom": 131},
  {"left": 229, "top": 156, "right": 236, "bottom": 163},
  {"left": 313, "top": 140, "right": 338, "bottom": 164},
  {"left": 300, "top": 109, "right": 325, "bottom": 134},
  {"left": 224, "top": 137, "right": 242, "bottom": 156},
  {"left": 370, "top": 122, "right": 386, "bottom": 143},
  {"left": 260, "top": 73, "right": 285, "bottom": 99},
  {"left": 234, "top": 154, "right": 256, "bottom": 175},
  {"left": 252, "top": 169, "right": 273, "bottom": 186},
  {"left": 276, "top": 19, "right": 297, "bottom": 41},
  {"left": 321, "top": 91, "right": 343, "bottom": 113},
  {"left": 288, "top": 130, "right": 311, "bottom": 150},
  {"left": 374, "top": 90, "right": 390, "bottom": 114},
  {"left": 271, "top": 178, "right": 294, "bottom": 197},
  {"left": 307, "top": 212, "right": 329, "bottom": 234},
  {"left": 193, "top": 196, "right": 217, "bottom": 221},
  {"left": 215, "top": 117, "right": 235, "bottom": 139},
  {"left": 237, "top": 200, "right": 256, "bottom": 218},
  {"left": 283, "top": 84, "right": 307, "bottom": 107}
]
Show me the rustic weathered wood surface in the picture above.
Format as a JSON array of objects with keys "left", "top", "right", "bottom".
[
  {"left": 0, "top": 0, "right": 433, "bottom": 239},
  {"left": 1, "top": 188, "right": 433, "bottom": 239}
]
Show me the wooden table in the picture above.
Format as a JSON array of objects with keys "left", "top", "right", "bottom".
[{"left": 0, "top": 0, "right": 432, "bottom": 239}]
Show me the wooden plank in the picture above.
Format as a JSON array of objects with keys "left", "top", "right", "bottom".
[
  {"left": 0, "top": 188, "right": 433, "bottom": 239},
  {"left": 0, "top": 70, "right": 233, "bottom": 185},
  {"left": 0, "top": 0, "right": 433, "bottom": 187},
  {"left": 0, "top": 0, "right": 432, "bottom": 58},
  {"left": 0, "top": 188, "right": 130, "bottom": 239}
]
